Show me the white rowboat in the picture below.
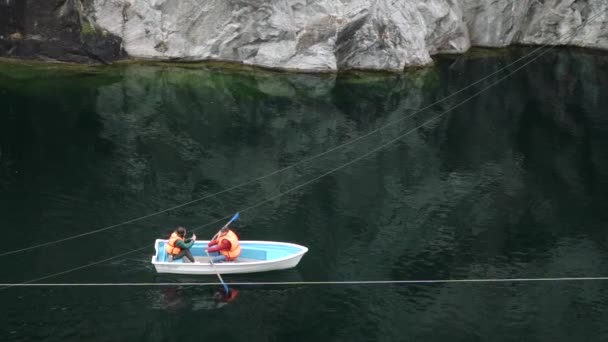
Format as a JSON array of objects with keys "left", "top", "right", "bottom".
[{"left": 151, "top": 239, "right": 308, "bottom": 275}]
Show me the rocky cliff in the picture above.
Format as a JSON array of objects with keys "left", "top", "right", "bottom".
[
  {"left": 0, "top": 0, "right": 123, "bottom": 63},
  {"left": 1, "top": 0, "right": 607, "bottom": 70}
]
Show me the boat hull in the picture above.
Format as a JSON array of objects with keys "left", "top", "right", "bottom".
[{"left": 151, "top": 240, "right": 308, "bottom": 275}]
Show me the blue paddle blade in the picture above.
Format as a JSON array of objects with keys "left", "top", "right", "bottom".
[{"left": 229, "top": 212, "right": 240, "bottom": 224}]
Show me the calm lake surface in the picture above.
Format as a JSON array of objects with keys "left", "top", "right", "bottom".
[{"left": 2, "top": 48, "right": 608, "bottom": 341}]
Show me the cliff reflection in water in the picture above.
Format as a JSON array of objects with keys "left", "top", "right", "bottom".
[{"left": 1, "top": 47, "right": 608, "bottom": 341}]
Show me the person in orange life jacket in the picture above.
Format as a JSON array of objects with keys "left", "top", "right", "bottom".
[
  {"left": 206, "top": 224, "right": 241, "bottom": 263},
  {"left": 165, "top": 226, "right": 197, "bottom": 263}
]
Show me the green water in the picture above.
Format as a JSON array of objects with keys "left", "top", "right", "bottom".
[{"left": 2, "top": 48, "right": 608, "bottom": 341}]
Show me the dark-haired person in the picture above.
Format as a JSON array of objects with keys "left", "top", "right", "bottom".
[
  {"left": 206, "top": 225, "right": 241, "bottom": 263},
  {"left": 165, "top": 226, "right": 197, "bottom": 262}
]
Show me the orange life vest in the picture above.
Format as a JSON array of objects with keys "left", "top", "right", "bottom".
[
  {"left": 218, "top": 230, "right": 241, "bottom": 261},
  {"left": 165, "top": 232, "right": 183, "bottom": 255}
]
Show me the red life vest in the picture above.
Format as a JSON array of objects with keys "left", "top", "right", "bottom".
[
  {"left": 165, "top": 232, "right": 183, "bottom": 255},
  {"left": 218, "top": 230, "right": 241, "bottom": 261}
]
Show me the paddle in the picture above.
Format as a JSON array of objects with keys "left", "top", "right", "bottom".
[
  {"left": 211, "top": 212, "right": 240, "bottom": 240},
  {"left": 206, "top": 212, "right": 240, "bottom": 295},
  {"left": 206, "top": 249, "right": 229, "bottom": 295}
]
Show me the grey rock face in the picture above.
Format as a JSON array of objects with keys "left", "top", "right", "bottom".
[
  {"left": 334, "top": 0, "right": 468, "bottom": 71},
  {"left": 461, "top": 0, "right": 533, "bottom": 47},
  {"left": 462, "top": 0, "right": 608, "bottom": 50},
  {"left": 90, "top": 0, "right": 606, "bottom": 71},
  {"left": 1, "top": 0, "right": 607, "bottom": 70},
  {"left": 92, "top": 0, "right": 471, "bottom": 71},
  {"left": 518, "top": 0, "right": 608, "bottom": 50}
]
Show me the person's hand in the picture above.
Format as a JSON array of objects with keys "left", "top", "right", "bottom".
[{"left": 192, "top": 233, "right": 196, "bottom": 241}]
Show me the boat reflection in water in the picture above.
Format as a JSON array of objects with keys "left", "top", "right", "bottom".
[
  {"left": 151, "top": 268, "right": 303, "bottom": 310},
  {"left": 213, "top": 288, "right": 239, "bottom": 304},
  {"left": 150, "top": 284, "right": 240, "bottom": 311}
]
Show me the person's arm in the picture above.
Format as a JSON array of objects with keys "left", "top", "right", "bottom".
[
  {"left": 208, "top": 239, "right": 219, "bottom": 247},
  {"left": 176, "top": 239, "right": 194, "bottom": 249},
  {"left": 184, "top": 233, "right": 196, "bottom": 243},
  {"left": 207, "top": 240, "right": 231, "bottom": 253}
]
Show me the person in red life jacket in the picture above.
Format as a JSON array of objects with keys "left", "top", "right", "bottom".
[
  {"left": 165, "top": 226, "right": 197, "bottom": 263},
  {"left": 206, "top": 224, "right": 241, "bottom": 263}
]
